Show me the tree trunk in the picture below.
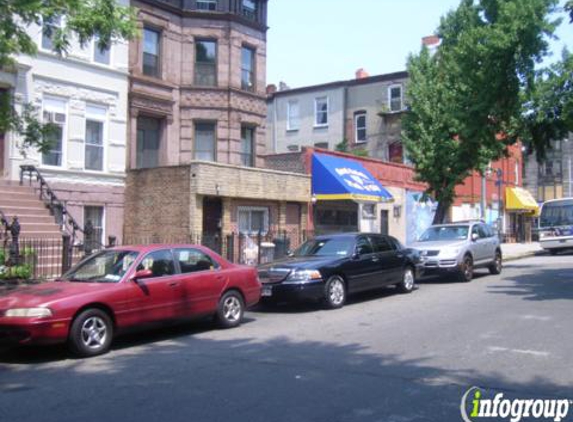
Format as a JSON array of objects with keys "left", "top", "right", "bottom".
[{"left": 432, "top": 197, "right": 453, "bottom": 224}]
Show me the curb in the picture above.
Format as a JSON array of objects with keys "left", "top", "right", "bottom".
[{"left": 503, "top": 250, "right": 544, "bottom": 262}]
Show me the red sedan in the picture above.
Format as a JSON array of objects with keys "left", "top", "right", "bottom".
[{"left": 0, "top": 244, "right": 261, "bottom": 357}]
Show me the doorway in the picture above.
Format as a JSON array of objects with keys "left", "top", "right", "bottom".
[
  {"left": 202, "top": 197, "right": 223, "bottom": 254},
  {"left": 380, "top": 210, "right": 389, "bottom": 235}
]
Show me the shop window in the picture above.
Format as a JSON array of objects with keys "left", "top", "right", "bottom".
[{"left": 238, "top": 206, "right": 269, "bottom": 234}]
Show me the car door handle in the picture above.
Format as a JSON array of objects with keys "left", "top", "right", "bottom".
[
  {"left": 169, "top": 282, "right": 179, "bottom": 287},
  {"left": 371, "top": 257, "right": 380, "bottom": 262}
]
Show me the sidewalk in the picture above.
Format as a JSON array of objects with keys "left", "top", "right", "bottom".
[{"left": 501, "top": 242, "right": 543, "bottom": 261}]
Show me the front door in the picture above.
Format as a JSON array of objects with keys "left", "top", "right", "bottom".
[
  {"left": 341, "top": 236, "right": 379, "bottom": 292},
  {"left": 174, "top": 247, "right": 226, "bottom": 316},
  {"left": 380, "top": 210, "right": 389, "bottom": 235},
  {"left": 124, "top": 249, "right": 183, "bottom": 326},
  {"left": 202, "top": 197, "right": 222, "bottom": 254}
]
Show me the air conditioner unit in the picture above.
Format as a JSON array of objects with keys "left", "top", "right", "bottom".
[{"left": 43, "top": 111, "right": 66, "bottom": 124}]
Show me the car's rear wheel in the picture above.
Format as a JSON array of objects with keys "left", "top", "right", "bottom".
[
  {"left": 397, "top": 266, "right": 415, "bottom": 293},
  {"left": 68, "top": 308, "right": 113, "bottom": 357},
  {"left": 216, "top": 290, "right": 245, "bottom": 328},
  {"left": 488, "top": 250, "right": 503, "bottom": 275},
  {"left": 458, "top": 255, "right": 474, "bottom": 282},
  {"left": 323, "top": 276, "right": 346, "bottom": 309}
]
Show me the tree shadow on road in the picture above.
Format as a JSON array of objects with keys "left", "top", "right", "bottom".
[{"left": 0, "top": 325, "right": 571, "bottom": 422}]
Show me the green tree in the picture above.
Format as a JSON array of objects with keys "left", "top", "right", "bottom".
[
  {"left": 0, "top": 0, "right": 137, "bottom": 154},
  {"left": 402, "top": 0, "right": 561, "bottom": 223},
  {"left": 335, "top": 138, "right": 369, "bottom": 157}
]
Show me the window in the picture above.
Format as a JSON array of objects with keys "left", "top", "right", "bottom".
[
  {"left": 136, "top": 116, "right": 161, "bottom": 169},
  {"left": 196, "top": 0, "right": 217, "bottom": 10},
  {"left": 42, "top": 15, "right": 62, "bottom": 51},
  {"left": 240, "top": 126, "right": 255, "bottom": 167},
  {"left": 315, "top": 97, "right": 328, "bottom": 127},
  {"left": 85, "top": 105, "right": 106, "bottom": 171},
  {"left": 241, "top": 46, "right": 255, "bottom": 91},
  {"left": 84, "top": 206, "right": 104, "bottom": 245},
  {"left": 195, "top": 40, "right": 217, "bottom": 86},
  {"left": 93, "top": 35, "right": 111, "bottom": 65},
  {"left": 355, "top": 112, "right": 367, "bottom": 143},
  {"left": 287, "top": 100, "right": 299, "bottom": 131},
  {"left": 137, "top": 250, "right": 175, "bottom": 278},
  {"left": 355, "top": 237, "right": 373, "bottom": 255},
  {"left": 388, "top": 85, "right": 403, "bottom": 112},
  {"left": 143, "top": 27, "right": 160, "bottom": 77},
  {"left": 42, "top": 97, "right": 66, "bottom": 167},
  {"left": 195, "top": 122, "right": 216, "bottom": 161},
  {"left": 174, "top": 248, "right": 220, "bottom": 273},
  {"left": 238, "top": 206, "right": 268, "bottom": 234},
  {"left": 368, "top": 235, "right": 394, "bottom": 253},
  {"left": 241, "top": 0, "right": 257, "bottom": 20}
]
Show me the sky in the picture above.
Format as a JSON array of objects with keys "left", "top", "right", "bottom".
[{"left": 267, "top": 0, "right": 573, "bottom": 89}]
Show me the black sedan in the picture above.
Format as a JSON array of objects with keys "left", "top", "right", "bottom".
[{"left": 257, "top": 233, "right": 423, "bottom": 309}]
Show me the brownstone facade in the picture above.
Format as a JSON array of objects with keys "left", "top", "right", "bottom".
[{"left": 128, "top": 0, "right": 269, "bottom": 169}]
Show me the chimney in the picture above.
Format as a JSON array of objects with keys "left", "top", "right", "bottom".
[
  {"left": 422, "top": 35, "right": 440, "bottom": 48},
  {"left": 266, "top": 84, "right": 277, "bottom": 95},
  {"left": 355, "top": 68, "right": 370, "bottom": 79}
]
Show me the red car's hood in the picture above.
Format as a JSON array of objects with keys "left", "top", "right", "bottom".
[{"left": 0, "top": 281, "right": 117, "bottom": 310}]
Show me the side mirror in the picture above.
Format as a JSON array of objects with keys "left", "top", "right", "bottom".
[
  {"left": 287, "top": 249, "right": 294, "bottom": 257},
  {"left": 351, "top": 250, "right": 361, "bottom": 260},
  {"left": 471, "top": 233, "right": 479, "bottom": 242},
  {"left": 132, "top": 269, "right": 153, "bottom": 281}
]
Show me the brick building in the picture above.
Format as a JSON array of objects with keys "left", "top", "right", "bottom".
[{"left": 124, "top": 0, "right": 311, "bottom": 251}]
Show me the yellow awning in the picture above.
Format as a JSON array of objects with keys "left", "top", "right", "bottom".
[{"left": 505, "top": 187, "right": 539, "bottom": 215}]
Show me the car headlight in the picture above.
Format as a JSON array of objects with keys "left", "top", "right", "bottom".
[
  {"left": 440, "top": 247, "right": 461, "bottom": 257},
  {"left": 284, "top": 269, "right": 322, "bottom": 284},
  {"left": 4, "top": 308, "right": 53, "bottom": 318}
]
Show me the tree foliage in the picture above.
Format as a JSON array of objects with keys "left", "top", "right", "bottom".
[
  {"left": 402, "top": 0, "right": 562, "bottom": 223},
  {"left": 335, "top": 138, "right": 369, "bottom": 157},
  {"left": 0, "top": 0, "right": 137, "bottom": 154}
]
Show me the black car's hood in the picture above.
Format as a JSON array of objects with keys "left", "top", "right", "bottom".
[{"left": 258, "top": 256, "right": 344, "bottom": 283}]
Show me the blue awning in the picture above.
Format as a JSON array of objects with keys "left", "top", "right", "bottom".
[{"left": 312, "top": 153, "right": 393, "bottom": 202}]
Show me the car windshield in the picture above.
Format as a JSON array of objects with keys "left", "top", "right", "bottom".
[
  {"left": 540, "top": 200, "right": 573, "bottom": 227},
  {"left": 63, "top": 250, "right": 139, "bottom": 283},
  {"left": 418, "top": 226, "right": 469, "bottom": 242},
  {"left": 293, "top": 238, "right": 354, "bottom": 257}
]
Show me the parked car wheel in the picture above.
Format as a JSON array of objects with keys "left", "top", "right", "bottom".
[
  {"left": 488, "top": 250, "right": 503, "bottom": 275},
  {"left": 397, "top": 266, "right": 415, "bottom": 293},
  {"left": 458, "top": 254, "right": 474, "bottom": 282},
  {"left": 549, "top": 249, "right": 560, "bottom": 256},
  {"left": 323, "top": 275, "right": 346, "bottom": 309},
  {"left": 216, "top": 290, "right": 245, "bottom": 328},
  {"left": 68, "top": 308, "right": 113, "bottom": 357}
]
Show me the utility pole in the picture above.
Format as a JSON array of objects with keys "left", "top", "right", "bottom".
[{"left": 481, "top": 174, "right": 487, "bottom": 220}]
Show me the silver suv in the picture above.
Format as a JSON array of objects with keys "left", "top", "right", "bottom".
[{"left": 409, "top": 221, "right": 502, "bottom": 282}]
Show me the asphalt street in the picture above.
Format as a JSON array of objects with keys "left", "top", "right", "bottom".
[{"left": 1, "top": 253, "right": 572, "bottom": 422}]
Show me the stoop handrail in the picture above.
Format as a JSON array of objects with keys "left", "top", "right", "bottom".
[{"left": 19, "top": 165, "right": 104, "bottom": 254}]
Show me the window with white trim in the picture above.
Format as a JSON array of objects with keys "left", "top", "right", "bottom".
[
  {"left": 388, "top": 85, "right": 403, "bottom": 112},
  {"left": 314, "top": 97, "right": 328, "bottom": 127},
  {"left": 238, "top": 206, "right": 269, "bottom": 234},
  {"left": 93, "top": 35, "right": 111, "bottom": 65},
  {"left": 355, "top": 112, "right": 367, "bottom": 143},
  {"left": 42, "top": 97, "right": 67, "bottom": 167},
  {"left": 287, "top": 100, "right": 299, "bottom": 131},
  {"left": 41, "top": 15, "right": 63, "bottom": 51},
  {"left": 85, "top": 105, "right": 107, "bottom": 171}
]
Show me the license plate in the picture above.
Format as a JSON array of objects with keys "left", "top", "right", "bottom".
[{"left": 261, "top": 286, "right": 272, "bottom": 297}]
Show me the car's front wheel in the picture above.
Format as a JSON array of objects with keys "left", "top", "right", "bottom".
[
  {"left": 458, "top": 254, "right": 474, "bottom": 282},
  {"left": 397, "top": 266, "right": 415, "bottom": 293},
  {"left": 68, "top": 308, "right": 113, "bottom": 358},
  {"left": 488, "top": 250, "right": 503, "bottom": 275},
  {"left": 323, "top": 275, "right": 346, "bottom": 309},
  {"left": 216, "top": 290, "right": 245, "bottom": 328}
]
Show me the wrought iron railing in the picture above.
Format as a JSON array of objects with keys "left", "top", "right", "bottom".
[{"left": 19, "top": 164, "right": 104, "bottom": 253}]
